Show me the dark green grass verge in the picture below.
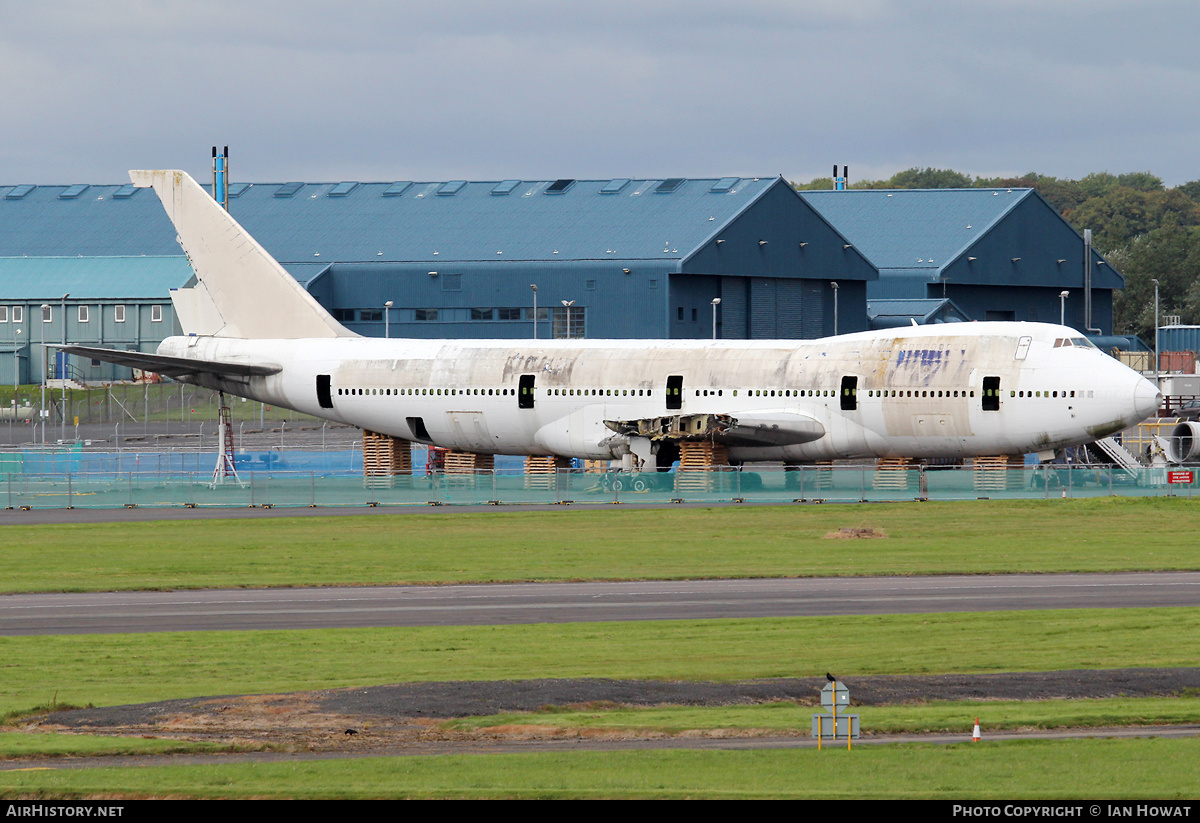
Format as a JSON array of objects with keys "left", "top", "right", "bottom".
[
  {"left": 0, "top": 732, "right": 251, "bottom": 758},
  {"left": 3, "top": 608, "right": 1197, "bottom": 719},
  {"left": 2, "top": 738, "right": 1199, "bottom": 799},
  {"left": 445, "top": 697, "right": 1200, "bottom": 736},
  {"left": 1, "top": 497, "right": 1198, "bottom": 593}
]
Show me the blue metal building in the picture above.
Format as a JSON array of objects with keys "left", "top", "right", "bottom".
[
  {"left": 0, "top": 177, "right": 877, "bottom": 383},
  {"left": 800, "top": 188, "right": 1123, "bottom": 334}
]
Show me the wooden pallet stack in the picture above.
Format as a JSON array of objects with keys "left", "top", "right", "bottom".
[
  {"left": 362, "top": 429, "right": 412, "bottom": 488},
  {"left": 674, "top": 441, "right": 730, "bottom": 492},
  {"left": 972, "top": 454, "right": 1023, "bottom": 491},
  {"left": 525, "top": 455, "right": 573, "bottom": 488},
  {"left": 873, "top": 456, "right": 914, "bottom": 490},
  {"left": 811, "top": 460, "right": 835, "bottom": 489},
  {"left": 444, "top": 451, "right": 495, "bottom": 474}
]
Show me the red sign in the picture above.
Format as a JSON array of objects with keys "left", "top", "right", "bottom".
[{"left": 1168, "top": 470, "right": 1195, "bottom": 484}]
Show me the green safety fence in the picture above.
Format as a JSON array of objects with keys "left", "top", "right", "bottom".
[{"left": 1, "top": 465, "right": 1195, "bottom": 509}]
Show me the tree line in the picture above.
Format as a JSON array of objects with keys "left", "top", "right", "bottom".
[{"left": 793, "top": 168, "right": 1200, "bottom": 343}]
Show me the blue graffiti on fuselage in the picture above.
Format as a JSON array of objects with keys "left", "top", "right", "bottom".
[{"left": 895, "top": 348, "right": 948, "bottom": 385}]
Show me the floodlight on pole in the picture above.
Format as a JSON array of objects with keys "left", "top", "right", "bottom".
[
  {"left": 1059, "top": 291, "right": 1069, "bottom": 325},
  {"left": 383, "top": 300, "right": 393, "bottom": 338},
  {"left": 711, "top": 298, "right": 721, "bottom": 339}
]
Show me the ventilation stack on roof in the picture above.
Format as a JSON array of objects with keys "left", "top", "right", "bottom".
[
  {"left": 211, "top": 146, "right": 229, "bottom": 212},
  {"left": 834, "top": 165, "right": 849, "bottom": 191}
]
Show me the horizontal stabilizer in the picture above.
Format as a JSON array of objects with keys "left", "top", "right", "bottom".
[{"left": 61, "top": 345, "right": 281, "bottom": 380}]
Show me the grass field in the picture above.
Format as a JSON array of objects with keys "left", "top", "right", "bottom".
[
  {"left": 445, "top": 696, "right": 1200, "bottom": 735},
  {"left": 2, "top": 497, "right": 1198, "bottom": 798},
  {"left": 3, "top": 739, "right": 1199, "bottom": 799},
  {"left": 3, "top": 608, "right": 1197, "bottom": 718},
  {"left": 0, "top": 497, "right": 1197, "bottom": 593}
]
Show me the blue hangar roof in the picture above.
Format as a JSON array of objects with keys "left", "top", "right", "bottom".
[
  {"left": 799, "top": 187, "right": 1123, "bottom": 290},
  {"left": 215, "top": 177, "right": 790, "bottom": 264},
  {"left": 0, "top": 177, "right": 790, "bottom": 264}
]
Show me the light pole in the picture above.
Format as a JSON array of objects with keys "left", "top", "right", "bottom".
[
  {"left": 561, "top": 300, "right": 575, "bottom": 338},
  {"left": 711, "top": 298, "right": 721, "bottom": 340},
  {"left": 384, "top": 300, "right": 393, "bottom": 339},
  {"left": 12, "top": 327, "right": 20, "bottom": 439},
  {"left": 1152, "top": 278, "right": 1160, "bottom": 385},
  {"left": 38, "top": 303, "right": 49, "bottom": 445},
  {"left": 530, "top": 284, "right": 538, "bottom": 339},
  {"left": 59, "top": 293, "right": 68, "bottom": 444},
  {"left": 13, "top": 328, "right": 21, "bottom": 394},
  {"left": 1059, "top": 290, "right": 1069, "bottom": 326},
  {"left": 830, "top": 282, "right": 839, "bottom": 336}
]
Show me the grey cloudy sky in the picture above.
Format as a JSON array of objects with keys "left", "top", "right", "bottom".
[{"left": 4, "top": 0, "right": 1198, "bottom": 186}]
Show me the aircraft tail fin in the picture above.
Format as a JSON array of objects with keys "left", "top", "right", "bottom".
[{"left": 131, "top": 169, "right": 354, "bottom": 339}]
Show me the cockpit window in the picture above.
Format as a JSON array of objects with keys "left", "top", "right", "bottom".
[{"left": 1053, "top": 337, "right": 1098, "bottom": 349}]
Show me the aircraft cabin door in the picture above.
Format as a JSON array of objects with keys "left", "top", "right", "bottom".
[
  {"left": 666, "top": 375, "right": 683, "bottom": 410},
  {"left": 982, "top": 376, "right": 1001, "bottom": 411},
  {"left": 840, "top": 375, "right": 858, "bottom": 412},
  {"left": 316, "top": 375, "right": 333, "bottom": 409},
  {"left": 518, "top": 374, "right": 536, "bottom": 409}
]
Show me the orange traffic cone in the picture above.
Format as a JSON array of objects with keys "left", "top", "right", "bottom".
[{"left": 972, "top": 718, "right": 981, "bottom": 742}]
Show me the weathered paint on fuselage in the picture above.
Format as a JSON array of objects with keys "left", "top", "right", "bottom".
[{"left": 159, "top": 321, "right": 1160, "bottom": 463}]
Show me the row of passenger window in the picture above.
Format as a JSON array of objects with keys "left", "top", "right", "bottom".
[
  {"left": 336, "top": 385, "right": 1083, "bottom": 401},
  {"left": 337, "top": 387, "right": 518, "bottom": 396}
]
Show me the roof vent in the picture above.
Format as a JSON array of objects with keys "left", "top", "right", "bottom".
[
  {"left": 492, "top": 180, "right": 521, "bottom": 195},
  {"left": 437, "top": 181, "right": 467, "bottom": 196},
  {"left": 112, "top": 183, "right": 137, "bottom": 199},
  {"left": 228, "top": 182, "right": 250, "bottom": 198},
  {"left": 5, "top": 185, "right": 34, "bottom": 200},
  {"left": 275, "top": 182, "right": 304, "bottom": 197},
  {"left": 655, "top": 178, "right": 685, "bottom": 193},
  {"left": 710, "top": 177, "right": 740, "bottom": 193},
  {"left": 545, "top": 179, "right": 576, "bottom": 194},
  {"left": 600, "top": 178, "right": 630, "bottom": 194},
  {"left": 328, "top": 181, "right": 359, "bottom": 197},
  {"left": 60, "top": 184, "right": 89, "bottom": 200},
  {"left": 383, "top": 182, "right": 413, "bottom": 196}
]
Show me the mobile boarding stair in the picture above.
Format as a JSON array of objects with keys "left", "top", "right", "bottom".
[{"left": 1091, "top": 436, "right": 1142, "bottom": 479}]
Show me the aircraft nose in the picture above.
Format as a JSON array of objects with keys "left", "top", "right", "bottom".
[{"left": 1133, "top": 377, "right": 1161, "bottom": 423}]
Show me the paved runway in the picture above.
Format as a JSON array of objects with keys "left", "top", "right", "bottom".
[{"left": 3, "top": 571, "right": 1197, "bottom": 635}]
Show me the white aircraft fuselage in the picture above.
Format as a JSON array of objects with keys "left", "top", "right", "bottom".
[
  {"left": 69, "top": 169, "right": 1159, "bottom": 464},
  {"left": 158, "top": 323, "right": 1160, "bottom": 463}
]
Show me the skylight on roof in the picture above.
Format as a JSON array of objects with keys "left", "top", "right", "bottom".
[
  {"left": 328, "top": 181, "right": 359, "bottom": 197},
  {"left": 655, "top": 178, "right": 685, "bottom": 193},
  {"left": 5, "top": 185, "right": 34, "bottom": 200},
  {"left": 275, "top": 182, "right": 304, "bottom": 197},
  {"left": 492, "top": 180, "right": 521, "bottom": 195},
  {"left": 228, "top": 183, "right": 250, "bottom": 198},
  {"left": 710, "top": 177, "right": 740, "bottom": 193},
  {"left": 60, "top": 184, "right": 89, "bottom": 199},
  {"left": 112, "top": 184, "right": 137, "bottom": 199},
  {"left": 437, "top": 181, "right": 467, "bottom": 195},
  {"left": 383, "top": 182, "right": 413, "bottom": 197},
  {"left": 545, "top": 179, "right": 576, "bottom": 194},
  {"left": 600, "top": 179, "right": 630, "bottom": 194}
]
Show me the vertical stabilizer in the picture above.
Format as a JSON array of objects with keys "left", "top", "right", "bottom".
[{"left": 131, "top": 169, "right": 353, "bottom": 339}]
